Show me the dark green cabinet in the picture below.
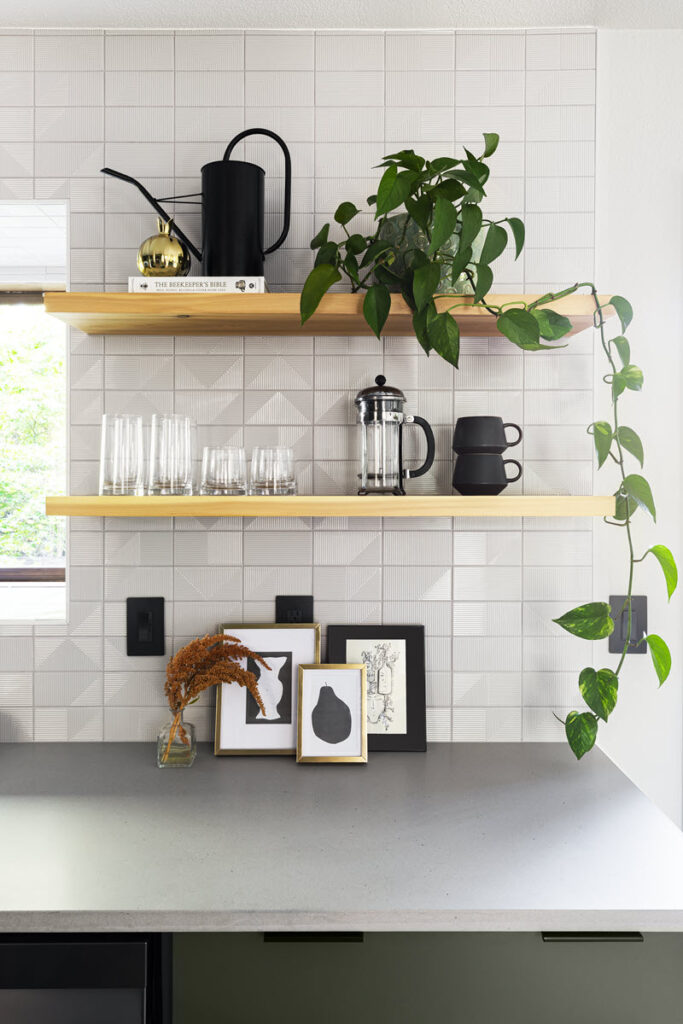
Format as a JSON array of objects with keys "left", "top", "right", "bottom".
[{"left": 174, "top": 932, "right": 683, "bottom": 1024}]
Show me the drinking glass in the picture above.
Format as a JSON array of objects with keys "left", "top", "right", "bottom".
[
  {"left": 250, "top": 446, "right": 297, "bottom": 495},
  {"left": 200, "top": 446, "right": 247, "bottom": 495},
  {"left": 98, "top": 414, "right": 144, "bottom": 496},
  {"left": 148, "top": 414, "right": 194, "bottom": 495}
]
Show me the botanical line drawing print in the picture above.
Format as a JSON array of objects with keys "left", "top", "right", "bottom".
[{"left": 346, "top": 639, "right": 407, "bottom": 735}]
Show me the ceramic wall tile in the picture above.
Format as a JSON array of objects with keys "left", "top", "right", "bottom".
[
  {"left": 245, "top": 33, "right": 313, "bottom": 71},
  {"left": 174, "top": 33, "right": 243, "bottom": 71},
  {"left": 315, "top": 34, "right": 384, "bottom": 72},
  {"left": 0, "top": 36, "right": 33, "bottom": 71},
  {"left": 0, "top": 27, "right": 597, "bottom": 745}
]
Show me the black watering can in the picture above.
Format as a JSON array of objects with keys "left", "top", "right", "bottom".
[{"left": 101, "top": 128, "right": 291, "bottom": 276}]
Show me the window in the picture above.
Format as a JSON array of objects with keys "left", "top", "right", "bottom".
[{"left": 0, "top": 202, "right": 67, "bottom": 620}]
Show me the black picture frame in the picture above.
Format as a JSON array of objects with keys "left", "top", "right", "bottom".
[{"left": 326, "top": 625, "right": 426, "bottom": 752}]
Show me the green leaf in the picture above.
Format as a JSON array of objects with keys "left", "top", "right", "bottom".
[
  {"left": 622, "top": 364, "right": 644, "bottom": 390},
  {"left": 459, "top": 204, "right": 483, "bottom": 250},
  {"left": 429, "top": 156, "right": 459, "bottom": 173},
  {"left": 612, "top": 335, "right": 630, "bottom": 366},
  {"left": 565, "top": 711, "right": 598, "bottom": 760},
  {"left": 412, "top": 303, "right": 435, "bottom": 356},
  {"left": 589, "top": 421, "right": 613, "bottom": 469},
  {"left": 579, "top": 667, "right": 618, "bottom": 722},
  {"left": 343, "top": 251, "right": 360, "bottom": 286},
  {"left": 646, "top": 634, "right": 671, "bottom": 686},
  {"left": 429, "top": 195, "right": 458, "bottom": 254},
  {"left": 531, "top": 307, "right": 572, "bottom": 341},
  {"left": 380, "top": 149, "right": 424, "bottom": 172},
  {"left": 374, "top": 264, "right": 404, "bottom": 290},
  {"left": 611, "top": 295, "right": 633, "bottom": 333},
  {"left": 431, "top": 178, "right": 466, "bottom": 202},
  {"left": 412, "top": 306, "right": 432, "bottom": 355},
  {"left": 310, "top": 223, "right": 329, "bottom": 249},
  {"left": 363, "top": 283, "right": 391, "bottom": 340},
  {"left": 645, "top": 545, "right": 678, "bottom": 600},
  {"left": 553, "top": 601, "right": 614, "bottom": 640},
  {"left": 472, "top": 263, "right": 493, "bottom": 304},
  {"left": 623, "top": 473, "right": 656, "bottom": 521},
  {"left": 450, "top": 244, "right": 473, "bottom": 286},
  {"left": 375, "top": 166, "right": 417, "bottom": 216},
  {"left": 405, "top": 194, "right": 432, "bottom": 232},
  {"left": 613, "top": 491, "right": 637, "bottom": 522},
  {"left": 479, "top": 223, "right": 508, "bottom": 265},
  {"left": 334, "top": 201, "right": 359, "bottom": 226},
  {"left": 506, "top": 216, "right": 525, "bottom": 259},
  {"left": 616, "top": 426, "right": 643, "bottom": 467},
  {"left": 360, "top": 238, "right": 393, "bottom": 269},
  {"left": 315, "top": 241, "right": 339, "bottom": 267},
  {"left": 481, "top": 132, "right": 499, "bottom": 158},
  {"left": 300, "top": 263, "right": 342, "bottom": 324},
  {"left": 413, "top": 262, "right": 442, "bottom": 311},
  {"left": 497, "top": 308, "right": 541, "bottom": 350},
  {"left": 426, "top": 312, "right": 460, "bottom": 368},
  {"left": 345, "top": 233, "right": 366, "bottom": 256},
  {"left": 622, "top": 362, "right": 643, "bottom": 389},
  {"left": 612, "top": 364, "right": 643, "bottom": 400}
]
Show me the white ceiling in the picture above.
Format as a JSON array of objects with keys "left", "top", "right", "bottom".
[{"left": 3, "top": 0, "right": 682, "bottom": 29}]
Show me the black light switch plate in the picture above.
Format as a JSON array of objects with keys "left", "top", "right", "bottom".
[
  {"left": 276, "top": 595, "right": 314, "bottom": 624},
  {"left": 127, "top": 597, "right": 165, "bottom": 656},
  {"left": 609, "top": 595, "right": 647, "bottom": 654}
]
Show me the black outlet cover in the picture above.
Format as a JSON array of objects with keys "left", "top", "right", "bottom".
[
  {"left": 276, "top": 595, "right": 314, "bottom": 624},
  {"left": 609, "top": 595, "right": 647, "bottom": 654},
  {"left": 127, "top": 597, "right": 165, "bottom": 656}
]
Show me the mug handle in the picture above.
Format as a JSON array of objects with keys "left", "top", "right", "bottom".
[
  {"left": 504, "top": 459, "right": 523, "bottom": 483},
  {"left": 503, "top": 423, "right": 523, "bottom": 448}
]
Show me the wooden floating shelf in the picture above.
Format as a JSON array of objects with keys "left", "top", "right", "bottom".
[
  {"left": 43, "top": 292, "right": 613, "bottom": 337},
  {"left": 46, "top": 495, "right": 616, "bottom": 519}
]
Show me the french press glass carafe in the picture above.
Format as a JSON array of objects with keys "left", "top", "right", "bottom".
[{"left": 355, "top": 376, "right": 436, "bottom": 495}]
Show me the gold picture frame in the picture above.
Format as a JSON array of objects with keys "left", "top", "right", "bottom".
[
  {"left": 297, "top": 663, "right": 368, "bottom": 764},
  {"left": 215, "top": 623, "right": 321, "bottom": 756}
]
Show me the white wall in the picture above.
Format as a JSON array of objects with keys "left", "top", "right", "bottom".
[{"left": 596, "top": 29, "right": 683, "bottom": 825}]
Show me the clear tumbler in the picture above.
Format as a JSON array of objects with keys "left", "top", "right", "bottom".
[
  {"left": 148, "top": 414, "right": 194, "bottom": 495},
  {"left": 98, "top": 414, "right": 144, "bottom": 496}
]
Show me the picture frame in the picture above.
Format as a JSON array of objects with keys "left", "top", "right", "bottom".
[
  {"left": 297, "top": 664, "right": 367, "bottom": 764},
  {"left": 326, "top": 625, "right": 426, "bottom": 752},
  {"left": 215, "top": 624, "right": 321, "bottom": 755}
]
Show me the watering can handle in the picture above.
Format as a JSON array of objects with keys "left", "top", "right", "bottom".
[{"left": 223, "top": 129, "right": 292, "bottom": 255}]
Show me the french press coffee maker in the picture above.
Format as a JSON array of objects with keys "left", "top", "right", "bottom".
[{"left": 354, "top": 376, "right": 435, "bottom": 495}]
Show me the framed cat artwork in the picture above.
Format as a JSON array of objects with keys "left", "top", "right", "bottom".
[{"left": 215, "top": 624, "right": 321, "bottom": 755}]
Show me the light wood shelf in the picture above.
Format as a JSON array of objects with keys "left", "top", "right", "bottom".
[
  {"left": 46, "top": 494, "right": 616, "bottom": 519},
  {"left": 43, "top": 291, "right": 612, "bottom": 337}
]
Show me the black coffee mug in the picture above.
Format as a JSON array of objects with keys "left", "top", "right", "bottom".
[
  {"left": 452, "top": 416, "right": 522, "bottom": 455},
  {"left": 453, "top": 453, "right": 523, "bottom": 496}
]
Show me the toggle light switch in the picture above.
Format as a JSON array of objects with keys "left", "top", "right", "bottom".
[{"left": 126, "top": 597, "right": 165, "bottom": 656}]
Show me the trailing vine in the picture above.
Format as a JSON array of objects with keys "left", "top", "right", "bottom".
[
  {"left": 443, "top": 287, "right": 678, "bottom": 758},
  {"left": 300, "top": 138, "right": 678, "bottom": 759}
]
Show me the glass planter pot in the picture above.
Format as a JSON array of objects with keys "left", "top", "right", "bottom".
[
  {"left": 377, "top": 213, "right": 485, "bottom": 295},
  {"left": 157, "top": 710, "right": 196, "bottom": 768}
]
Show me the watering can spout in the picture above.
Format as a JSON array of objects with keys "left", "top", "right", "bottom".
[{"left": 100, "top": 167, "right": 203, "bottom": 263}]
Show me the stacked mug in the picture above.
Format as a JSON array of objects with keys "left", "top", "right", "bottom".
[{"left": 452, "top": 416, "right": 523, "bottom": 495}]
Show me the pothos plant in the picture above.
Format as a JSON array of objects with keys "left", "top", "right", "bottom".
[{"left": 300, "top": 135, "right": 678, "bottom": 760}]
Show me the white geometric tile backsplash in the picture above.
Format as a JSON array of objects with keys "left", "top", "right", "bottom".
[{"left": 0, "top": 27, "right": 597, "bottom": 743}]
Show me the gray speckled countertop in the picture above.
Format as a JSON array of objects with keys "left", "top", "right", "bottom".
[{"left": 1, "top": 742, "right": 682, "bottom": 933}]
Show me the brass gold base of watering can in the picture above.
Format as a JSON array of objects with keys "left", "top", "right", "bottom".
[{"left": 137, "top": 218, "right": 191, "bottom": 277}]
